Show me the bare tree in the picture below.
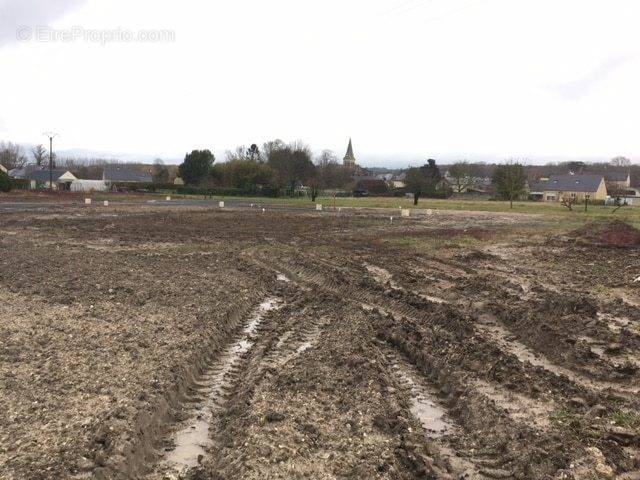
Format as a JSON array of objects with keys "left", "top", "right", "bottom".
[
  {"left": 316, "top": 150, "right": 352, "bottom": 189},
  {"left": 610, "top": 156, "right": 631, "bottom": 167},
  {"left": 0, "top": 141, "right": 27, "bottom": 169},
  {"left": 560, "top": 196, "right": 577, "bottom": 211},
  {"left": 448, "top": 161, "right": 474, "bottom": 193},
  {"left": 31, "top": 144, "right": 47, "bottom": 166}
]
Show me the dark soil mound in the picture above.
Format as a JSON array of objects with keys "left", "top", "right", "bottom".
[{"left": 569, "top": 220, "right": 640, "bottom": 248}]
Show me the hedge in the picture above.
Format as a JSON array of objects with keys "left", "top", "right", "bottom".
[
  {"left": 10, "top": 178, "right": 29, "bottom": 190},
  {"left": 176, "top": 186, "right": 278, "bottom": 197}
]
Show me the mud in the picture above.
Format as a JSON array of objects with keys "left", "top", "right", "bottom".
[{"left": 1, "top": 204, "right": 639, "bottom": 479}]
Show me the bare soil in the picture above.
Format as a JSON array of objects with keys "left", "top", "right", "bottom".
[{"left": 1, "top": 204, "right": 639, "bottom": 480}]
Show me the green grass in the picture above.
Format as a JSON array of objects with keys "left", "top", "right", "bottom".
[
  {"left": 610, "top": 409, "right": 640, "bottom": 428},
  {"left": 192, "top": 194, "right": 640, "bottom": 226}
]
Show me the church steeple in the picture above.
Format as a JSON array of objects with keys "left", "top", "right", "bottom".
[{"left": 343, "top": 138, "right": 356, "bottom": 169}]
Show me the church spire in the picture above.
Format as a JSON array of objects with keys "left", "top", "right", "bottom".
[{"left": 343, "top": 138, "right": 356, "bottom": 169}]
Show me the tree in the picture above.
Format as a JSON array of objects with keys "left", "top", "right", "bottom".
[
  {"left": 31, "top": 144, "right": 47, "bottom": 166},
  {"left": 610, "top": 156, "right": 631, "bottom": 168},
  {"left": 248, "top": 144, "right": 262, "bottom": 162},
  {"left": 492, "top": 163, "right": 527, "bottom": 209},
  {"left": 179, "top": 149, "right": 215, "bottom": 185},
  {"left": 153, "top": 159, "right": 170, "bottom": 184},
  {"left": 214, "top": 159, "right": 274, "bottom": 190},
  {"left": 316, "top": 150, "right": 352, "bottom": 189},
  {"left": 267, "top": 141, "right": 315, "bottom": 195},
  {"left": 0, "top": 141, "right": 27, "bottom": 170},
  {"left": 560, "top": 196, "right": 577, "bottom": 211},
  {"left": 405, "top": 159, "right": 442, "bottom": 205},
  {"left": 0, "top": 170, "right": 11, "bottom": 192},
  {"left": 448, "top": 161, "right": 473, "bottom": 193}
]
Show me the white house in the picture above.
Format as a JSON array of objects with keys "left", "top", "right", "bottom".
[{"left": 25, "top": 169, "right": 77, "bottom": 190}]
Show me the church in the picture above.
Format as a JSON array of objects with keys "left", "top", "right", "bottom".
[{"left": 343, "top": 138, "right": 357, "bottom": 170}]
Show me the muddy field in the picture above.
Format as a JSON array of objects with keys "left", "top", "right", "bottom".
[{"left": 1, "top": 203, "right": 639, "bottom": 480}]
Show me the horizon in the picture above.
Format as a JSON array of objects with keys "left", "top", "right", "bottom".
[{"left": 1, "top": 0, "right": 639, "bottom": 165}]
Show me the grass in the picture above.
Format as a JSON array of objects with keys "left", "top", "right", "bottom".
[
  {"left": 610, "top": 409, "right": 640, "bottom": 429},
  {"left": 192, "top": 194, "right": 640, "bottom": 226},
  {"left": 5, "top": 190, "right": 640, "bottom": 227}
]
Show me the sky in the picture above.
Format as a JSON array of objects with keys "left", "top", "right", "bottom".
[{"left": 0, "top": 0, "right": 639, "bottom": 167}]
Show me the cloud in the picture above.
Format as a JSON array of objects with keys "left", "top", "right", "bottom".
[
  {"left": 0, "top": 0, "right": 87, "bottom": 45},
  {"left": 546, "top": 55, "right": 637, "bottom": 101}
]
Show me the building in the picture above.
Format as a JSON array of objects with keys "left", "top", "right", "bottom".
[
  {"left": 25, "top": 169, "right": 77, "bottom": 190},
  {"left": 604, "top": 172, "right": 631, "bottom": 192},
  {"left": 8, "top": 167, "right": 28, "bottom": 179},
  {"left": 391, "top": 172, "right": 406, "bottom": 189},
  {"left": 70, "top": 179, "right": 109, "bottom": 192},
  {"left": 103, "top": 166, "right": 153, "bottom": 183},
  {"left": 0, "top": 164, "right": 6, "bottom": 174},
  {"left": 343, "top": 138, "right": 357, "bottom": 170},
  {"left": 542, "top": 174, "right": 607, "bottom": 202}
]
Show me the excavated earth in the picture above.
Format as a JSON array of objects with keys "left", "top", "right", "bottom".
[{"left": 1, "top": 204, "right": 639, "bottom": 480}]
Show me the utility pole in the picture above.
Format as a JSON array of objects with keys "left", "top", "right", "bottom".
[{"left": 43, "top": 132, "right": 58, "bottom": 192}]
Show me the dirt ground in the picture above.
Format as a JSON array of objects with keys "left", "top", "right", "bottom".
[{"left": 1, "top": 203, "right": 639, "bottom": 480}]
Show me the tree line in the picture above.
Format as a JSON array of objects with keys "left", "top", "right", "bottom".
[{"left": 178, "top": 140, "right": 352, "bottom": 200}]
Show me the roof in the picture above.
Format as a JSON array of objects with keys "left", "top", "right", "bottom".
[
  {"left": 604, "top": 172, "right": 629, "bottom": 182},
  {"left": 26, "top": 169, "right": 75, "bottom": 182},
  {"left": 343, "top": 138, "right": 355, "bottom": 161},
  {"left": 103, "top": 167, "right": 153, "bottom": 183},
  {"left": 8, "top": 167, "right": 27, "bottom": 179},
  {"left": 545, "top": 174, "right": 604, "bottom": 193},
  {"left": 529, "top": 181, "right": 548, "bottom": 193}
]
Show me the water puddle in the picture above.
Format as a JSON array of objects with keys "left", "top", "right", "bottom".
[
  {"left": 388, "top": 352, "right": 452, "bottom": 437},
  {"left": 162, "top": 298, "right": 280, "bottom": 474}
]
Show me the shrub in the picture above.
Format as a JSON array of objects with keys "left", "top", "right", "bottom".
[{"left": 176, "top": 185, "right": 278, "bottom": 198}]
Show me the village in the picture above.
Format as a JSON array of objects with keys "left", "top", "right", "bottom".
[{"left": 0, "top": 139, "right": 637, "bottom": 211}]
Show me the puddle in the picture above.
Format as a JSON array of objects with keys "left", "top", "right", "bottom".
[
  {"left": 388, "top": 353, "right": 451, "bottom": 437},
  {"left": 162, "top": 298, "right": 280, "bottom": 474}
]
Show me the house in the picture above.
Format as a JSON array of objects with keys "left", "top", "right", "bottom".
[
  {"left": 25, "top": 169, "right": 77, "bottom": 190},
  {"left": 0, "top": 164, "right": 6, "bottom": 174},
  {"left": 173, "top": 177, "right": 185, "bottom": 186},
  {"left": 8, "top": 167, "right": 28, "bottom": 179},
  {"left": 391, "top": 172, "right": 406, "bottom": 189},
  {"left": 103, "top": 166, "right": 153, "bottom": 184},
  {"left": 528, "top": 181, "right": 548, "bottom": 201},
  {"left": 604, "top": 172, "right": 631, "bottom": 192},
  {"left": 542, "top": 174, "right": 607, "bottom": 202}
]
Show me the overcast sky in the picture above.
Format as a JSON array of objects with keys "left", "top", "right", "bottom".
[{"left": 0, "top": 0, "right": 639, "bottom": 166}]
